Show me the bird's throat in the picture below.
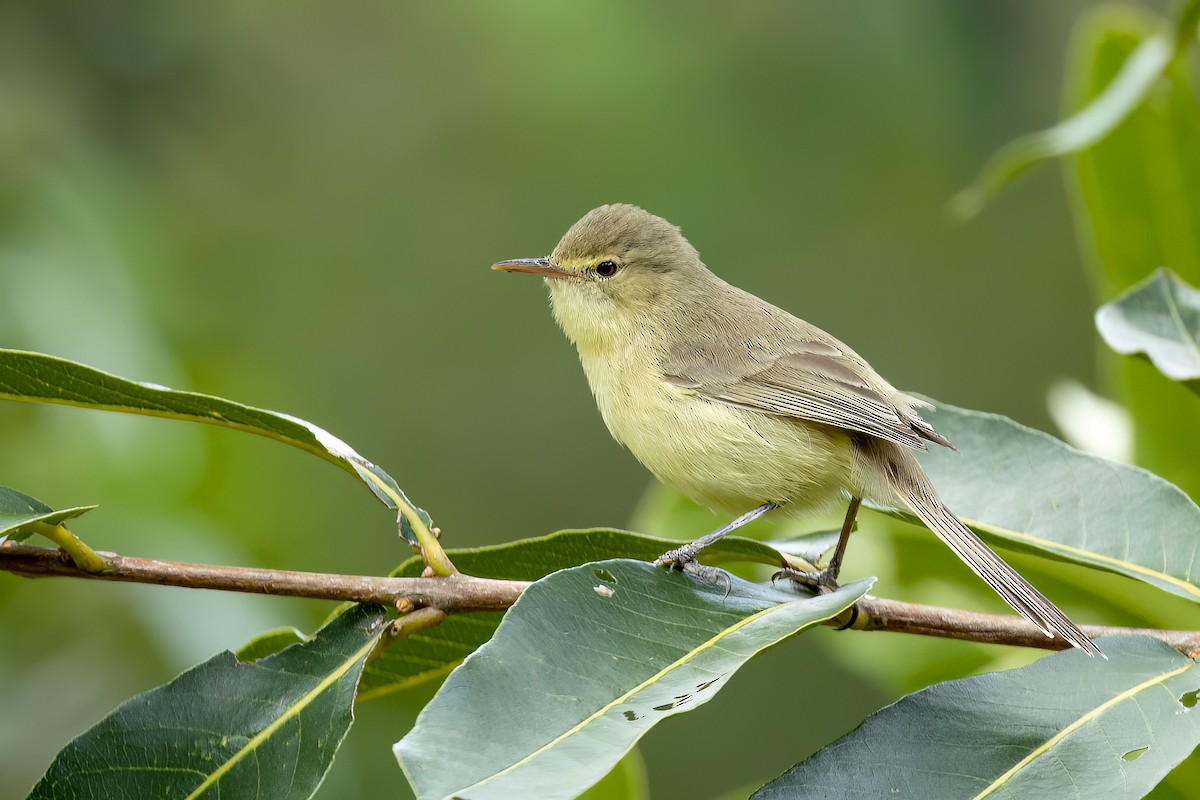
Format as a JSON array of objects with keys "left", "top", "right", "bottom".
[{"left": 548, "top": 281, "right": 631, "bottom": 357}]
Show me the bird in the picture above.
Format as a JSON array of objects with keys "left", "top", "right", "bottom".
[{"left": 493, "top": 203, "right": 1099, "bottom": 656}]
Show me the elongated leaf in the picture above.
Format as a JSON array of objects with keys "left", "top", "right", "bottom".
[
  {"left": 29, "top": 604, "right": 385, "bottom": 800},
  {"left": 0, "top": 349, "right": 429, "bottom": 542},
  {"left": 954, "top": 34, "right": 1171, "bottom": 218},
  {"left": 360, "top": 528, "right": 790, "bottom": 699},
  {"left": 387, "top": 528, "right": 787, "bottom": 580},
  {"left": 0, "top": 486, "right": 94, "bottom": 542},
  {"left": 1067, "top": 4, "right": 1200, "bottom": 296},
  {"left": 952, "top": 0, "right": 1199, "bottom": 219},
  {"left": 754, "top": 635, "right": 1200, "bottom": 799},
  {"left": 394, "top": 559, "right": 871, "bottom": 800},
  {"left": 901, "top": 400, "right": 1200, "bottom": 602},
  {"left": 1065, "top": 5, "right": 1200, "bottom": 500},
  {"left": 1096, "top": 268, "right": 1200, "bottom": 394}
]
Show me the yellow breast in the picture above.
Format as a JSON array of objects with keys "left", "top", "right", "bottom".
[{"left": 574, "top": 330, "right": 854, "bottom": 515}]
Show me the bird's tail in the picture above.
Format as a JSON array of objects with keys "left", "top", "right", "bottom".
[{"left": 900, "top": 473, "right": 1102, "bottom": 657}]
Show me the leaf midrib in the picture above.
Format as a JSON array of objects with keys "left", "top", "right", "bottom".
[
  {"left": 1159, "top": 274, "right": 1200, "bottom": 367},
  {"left": 460, "top": 596, "right": 842, "bottom": 796},
  {"left": 183, "top": 635, "right": 379, "bottom": 799},
  {"left": 962, "top": 515, "right": 1200, "bottom": 599},
  {"left": 971, "top": 659, "right": 1193, "bottom": 798}
]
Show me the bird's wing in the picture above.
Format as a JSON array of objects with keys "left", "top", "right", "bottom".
[{"left": 661, "top": 326, "right": 951, "bottom": 451}]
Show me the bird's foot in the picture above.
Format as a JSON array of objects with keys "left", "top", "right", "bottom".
[
  {"left": 654, "top": 546, "right": 732, "bottom": 597},
  {"left": 772, "top": 566, "right": 840, "bottom": 594},
  {"left": 653, "top": 544, "right": 698, "bottom": 570}
]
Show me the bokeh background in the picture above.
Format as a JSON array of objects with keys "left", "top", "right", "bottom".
[{"left": 1, "top": 1, "right": 1190, "bottom": 797}]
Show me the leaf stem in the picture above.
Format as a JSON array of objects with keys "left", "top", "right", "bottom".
[
  {"left": 371, "top": 606, "right": 449, "bottom": 660},
  {"left": 359, "top": 470, "right": 458, "bottom": 576},
  {"left": 26, "top": 522, "right": 109, "bottom": 573}
]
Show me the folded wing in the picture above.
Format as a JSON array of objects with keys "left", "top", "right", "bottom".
[{"left": 662, "top": 327, "right": 951, "bottom": 452}]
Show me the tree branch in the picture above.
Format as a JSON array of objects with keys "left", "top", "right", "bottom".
[
  {"left": 0, "top": 543, "right": 526, "bottom": 612},
  {"left": 839, "top": 595, "right": 1200, "bottom": 657},
  {"left": 4, "top": 542, "right": 1197, "bottom": 656}
]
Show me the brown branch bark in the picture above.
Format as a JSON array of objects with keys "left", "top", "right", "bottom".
[
  {"left": 837, "top": 595, "right": 1200, "bottom": 657},
  {"left": 0, "top": 543, "right": 527, "bottom": 612},
  {"left": 4, "top": 542, "right": 1197, "bottom": 656}
]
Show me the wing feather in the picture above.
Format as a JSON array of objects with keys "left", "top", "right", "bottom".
[{"left": 660, "top": 312, "right": 951, "bottom": 451}]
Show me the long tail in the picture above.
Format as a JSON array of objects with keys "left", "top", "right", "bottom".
[{"left": 900, "top": 474, "right": 1103, "bottom": 657}]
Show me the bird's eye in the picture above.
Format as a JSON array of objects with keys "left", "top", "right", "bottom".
[{"left": 595, "top": 260, "right": 621, "bottom": 278}]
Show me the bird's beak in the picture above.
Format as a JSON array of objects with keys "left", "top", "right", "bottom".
[{"left": 491, "top": 257, "right": 571, "bottom": 279}]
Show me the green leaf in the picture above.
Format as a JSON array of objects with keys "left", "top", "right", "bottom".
[
  {"left": 900, "top": 400, "right": 1200, "bottom": 602},
  {"left": 358, "top": 611, "right": 504, "bottom": 701},
  {"left": 953, "top": 32, "right": 1170, "bottom": 219},
  {"left": 1066, "top": 4, "right": 1200, "bottom": 295},
  {"left": 388, "top": 527, "right": 786, "bottom": 580},
  {"left": 952, "top": 0, "right": 1200, "bottom": 219},
  {"left": 1064, "top": 5, "right": 1200, "bottom": 499},
  {"left": 28, "top": 604, "right": 385, "bottom": 800},
  {"left": 765, "top": 530, "right": 841, "bottom": 566},
  {"left": 394, "top": 559, "right": 871, "bottom": 800},
  {"left": 753, "top": 635, "right": 1200, "bottom": 799},
  {"left": 1097, "top": 268, "right": 1200, "bottom": 393},
  {"left": 0, "top": 485, "right": 95, "bottom": 542},
  {"left": 359, "top": 528, "right": 789, "bottom": 700},
  {"left": 0, "top": 349, "right": 429, "bottom": 543},
  {"left": 234, "top": 626, "right": 307, "bottom": 663}
]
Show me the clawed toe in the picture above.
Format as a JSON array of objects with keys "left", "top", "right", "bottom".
[
  {"left": 682, "top": 561, "right": 733, "bottom": 597},
  {"left": 654, "top": 545, "right": 698, "bottom": 569},
  {"left": 654, "top": 547, "right": 732, "bottom": 597},
  {"left": 772, "top": 566, "right": 840, "bottom": 594}
]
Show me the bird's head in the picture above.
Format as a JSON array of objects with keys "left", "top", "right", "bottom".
[{"left": 493, "top": 204, "right": 707, "bottom": 349}]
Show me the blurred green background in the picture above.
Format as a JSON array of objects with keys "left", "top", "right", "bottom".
[{"left": 1, "top": 1, "right": 1187, "bottom": 798}]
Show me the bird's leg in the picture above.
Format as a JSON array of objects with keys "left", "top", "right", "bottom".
[
  {"left": 774, "top": 496, "right": 862, "bottom": 593},
  {"left": 655, "top": 502, "right": 779, "bottom": 584},
  {"left": 823, "top": 496, "right": 862, "bottom": 582}
]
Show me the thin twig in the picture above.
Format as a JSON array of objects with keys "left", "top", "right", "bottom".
[
  {"left": 3, "top": 542, "right": 1197, "bottom": 656},
  {"left": 0, "top": 543, "right": 525, "bottom": 612},
  {"left": 838, "top": 595, "right": 1200, "bottom": 657}
]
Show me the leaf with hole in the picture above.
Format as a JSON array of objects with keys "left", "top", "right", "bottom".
[
  {"left": 28, "top": 604, "right": 385, "bottom": 800},
  {"left": 394, "top": 559, "right": 870, "bottom": 800},
  {"left": 359, "top": 528, "right": 790, "bottom": 700},
  {"left": 753, "top": 635, "right": 1200, "bottom": 799}
]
